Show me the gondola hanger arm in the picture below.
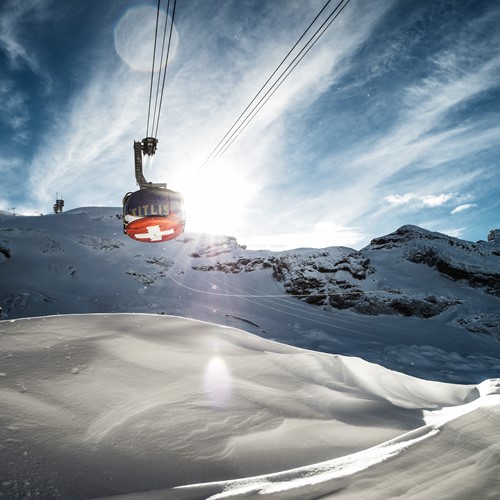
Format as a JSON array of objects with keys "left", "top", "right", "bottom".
[{"left": 134, "top": 137, "right": 166, "bottom": 190}]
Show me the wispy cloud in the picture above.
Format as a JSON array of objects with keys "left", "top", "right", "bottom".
[
  {"left": 0, "top": 80, "right": 29, "bottom": 141},
  {"left": 0, "top": 0, "right": 50, "bottom": 73},
  {"left": 24, "top": 0, "right": 394, "bottom": 222},
  {"left": 216, "top": 0, "right": 499, "bottom": 247},
  {"left": 450, "top": 203, "right": 477, "bottom": 215},
  {"left": 27, "top": 65, "right": 149, "bottom": 210},
  {"left": 385, "top": 193, "right": 455, "bottom": 208},
  {"left": 303, "top": 3, "right": 500, "bottom": 243},
  {"left": 169, "top": 0, "right": 398, "bottom": 247}
]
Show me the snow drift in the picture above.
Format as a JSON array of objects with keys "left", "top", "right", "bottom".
[{"left": 1, "top": 314, "right": 499, "bottom": 499}]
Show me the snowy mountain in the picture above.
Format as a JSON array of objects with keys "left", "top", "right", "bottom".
[
  {"left": 1, "top": 207, "right": 499, "bottom": 499},
  {"left": 273, "top": 225, "right": 499, "bottom": 332},
  {"left": 1, "top": 207, "right": 499, "bottom": 342}
]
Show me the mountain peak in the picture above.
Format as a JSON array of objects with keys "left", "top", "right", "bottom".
[{"left": 366, "top": 225, "right": 451, "bottom": 249}]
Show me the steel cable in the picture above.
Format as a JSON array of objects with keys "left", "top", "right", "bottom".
[{"left": 198, "top": 0, "right": 352, "bottom": 173}]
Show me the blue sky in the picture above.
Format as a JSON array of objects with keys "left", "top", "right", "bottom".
[{"left": 1, "top": 0, "right": 499, "bottom": 250}]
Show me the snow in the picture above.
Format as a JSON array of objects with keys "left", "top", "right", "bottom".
[
  {"left": 1, "top": 207, "right": 500, "bottom": 498},
  {"left": 1, "top": 314, "right": 499, "bottom": 499}
]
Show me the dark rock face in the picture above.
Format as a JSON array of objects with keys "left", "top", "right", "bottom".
[
  {"left": 270, "top": 246, "right": 459, "bottom": 318},
  {"left": 326, "top": 292, "right": 458, "bottom": 318},
  {"left": 266, "top": 226, "right": 498, "bottom": 320},
  {"left": 406, "top": 246, "right": 500, "bottom": 297},
  {"left": 271, "top": 248, "right": 374, "bottom": 311},
  {"left": 368, "top": 225, "right": 457, "bottom": 249},
  {"left": 193, "top": 257, "right": 275, "bottom": 274},
  {"left": 0, "top": 242, "right": 11, "bottom": 260}
]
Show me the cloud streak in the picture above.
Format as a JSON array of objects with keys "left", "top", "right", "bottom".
[
  {"left": 0, "top": 0, "right": 51, "bottom": 74},
  {"left": 299, "top": 2, "right": 500, "bottom": 244},
  {"left": 450, "top": 204, "right": 477, "bottom": 215},
  {"left": 385, "top": 193, "right": 455, "bottom": 208},
  {"left": 0, "top": 80, "right": 29, "bottom": 140}
]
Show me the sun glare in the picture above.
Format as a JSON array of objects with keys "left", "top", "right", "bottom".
[{"left": 179, "top": 165, "right": 257, "bottom": 237}]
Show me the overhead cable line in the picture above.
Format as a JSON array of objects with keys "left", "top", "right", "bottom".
[
  {"left": 145, "top": 0, "right": 178, "bottom": 140},
  {"left": 198, "top": 0, "right": 352, "bottom": 174},
  {"left": 146, "top": 0, "right": 162, "bottom": 138},
  {"left": 165, "top": 270, "right": 474, "bottom": 299},
  {"left": 154, "top": 0, "right": 178, "bottom": 139},
  {"left": 198, "top": 0, "right": 336, "bottom": 172},
  {"left": 209, "top": 0, "right": 352, "bottom": 167},
  {"left": 150, "top": 0, "right": 172, "bottom": 140}
]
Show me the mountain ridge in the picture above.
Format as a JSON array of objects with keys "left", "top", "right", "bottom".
[{"left": 1, "top": 207, "right": 499, "bottom": 342}]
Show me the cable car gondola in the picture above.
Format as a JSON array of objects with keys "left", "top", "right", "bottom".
[{"left": 123, "top": 137, "right": 186, "bottom": 243}]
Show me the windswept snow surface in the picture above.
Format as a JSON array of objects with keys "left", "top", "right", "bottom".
[{"left": 1, "top": 314, "right": 499, "bottom": 499}]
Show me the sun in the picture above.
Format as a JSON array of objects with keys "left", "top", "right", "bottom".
[{"left": 178, "top": 164, "right": 256, "bottom": 237}]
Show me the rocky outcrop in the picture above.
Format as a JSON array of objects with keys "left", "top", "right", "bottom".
[
  {"left": 271, "top": 248, "right": 373, "bottom": 307},
  {"left": 184, "top": 235, "right": 246, "bottom": 258},
  {"left": 0, "top": 241, "right": 11, "bottom": 260},
  {"left": 270, "top": 246, "right": 458, "bottom": 318},
  {"left": 193, "top": 256, "right": 275, "bottom": 274},
  {"left": 405, "top": 246, "right": 500, "bottom": 296}
]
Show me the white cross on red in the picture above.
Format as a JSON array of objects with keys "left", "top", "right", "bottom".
[{"left": 135, "top": 225, "right": 175, "bottom": 242}]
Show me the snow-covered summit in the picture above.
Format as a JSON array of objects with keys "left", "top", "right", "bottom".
[
  {"left": 367, "top": 224, "right": 499, "bottom": 254},
  {"left": 364, "top": 225, "right": 500, "bottom": 296}
]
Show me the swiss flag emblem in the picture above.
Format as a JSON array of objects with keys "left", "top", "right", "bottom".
[{"left": 125, "top": 217, "right": 184, "bottom": 242}]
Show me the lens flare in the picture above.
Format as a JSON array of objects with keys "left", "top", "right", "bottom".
[
  {"left": 114, "top": 6, "right": 178, "bottom": 72},
  {"left": 203, "top": 356, "right": 232, "bottom": 409}
]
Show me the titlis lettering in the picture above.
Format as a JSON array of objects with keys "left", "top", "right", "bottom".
[{"left": 128, "top": 204, "right": 170, "bottom": 217}]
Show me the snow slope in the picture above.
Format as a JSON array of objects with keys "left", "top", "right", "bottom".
[
  {"left": 1, "top": 314, "right": 499, "bottom": 499},
  {"left": 1, "top": 208, "right": 500, "bottom": 498}
]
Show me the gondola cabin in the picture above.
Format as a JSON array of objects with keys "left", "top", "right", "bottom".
[{"left": 123, "top": 187, "right": 185, "bottom": 242}]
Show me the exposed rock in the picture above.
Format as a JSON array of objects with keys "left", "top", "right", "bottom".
[
  {"left": 0, "top": 241, "right": 11, "bottom": 260},
  {"left": 455, "top": 313, "right": 500, "bottom": 336},
  {"left": 77, "top": 235, "right": 124, "bottom": 252},
  {"left": 405, "top": 245, "right": 500, "bottom": 297},
  {"left": 266, "top": 227, "right": 496, "bottom": 320},
  {"left": 125, "top": 257, "right": 174, "bottom": 285},
  {"left": 185, "top": 227, "right": 498, "bottom": 324},
  {"left": 193, "top": 256, "right": 275, "bottom": 273},
  {"left": 187, "top": 236, "right": 246, "bottom": 258}
]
